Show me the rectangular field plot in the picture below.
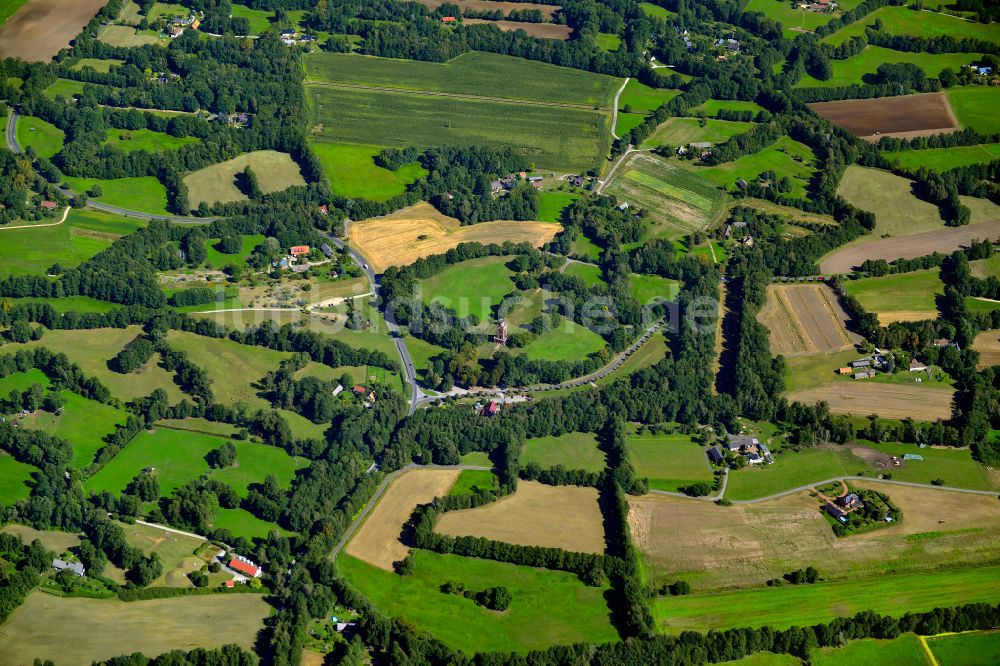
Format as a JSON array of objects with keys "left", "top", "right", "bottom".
[
  {"left": 809, "top": 93, "right": 959, "bottom": 140},
  {"left": 843, "top": 268, "right": 942, "bottom": 324},
  {"left": 413, "top": 0, "right": 560, "bottom": 20},
  {"left": 759, "top": 284, "right": 858, "bottom": 356},
  {"left": 822, "top": 5, "right": 1000, "bottom": 45},
  {"left": 886, "top": 143, "right": 1000, "bottom": 173},
  {"left": 0, "top": 453, "right": 35, "bottom": 505},
  {"left": 183, "top": 150, "right": 306, "bottom": 209},
  {"left": 337, "top": 551, "right": 617, "bottom": 654},
  {"left": 626, "top": 430, "right": 714, "bottom": 493},
  {"left": 347, "top": 202, "right": 559, "bottom": 272},
  {"left": 0, "top": 0, "right": 108, "bottom": 61},
  {"left": 463, "top": 18, "right": 572, "bottom": 39},
  {"left": 309, "top": 142, "right": 427, "bottom": 202},
  {"left": 974, "top": 330, "right": 1000, "bottom": 369},
  {"left": 434, "top": 480, "right": 606, "bottom": 553},
  {"left": 640, "top": 117, "right": 752, "bottom": 148},
  {"left": 786, "top": 381, "right": 955, "bottom": 420},
  {"left": 812, "top": 634, "right": 930, "bottom": 666},
  {"left": 0, "top": 591, "right": 269, "bottom": 666},
  {"left": 947, "top": 87, "right": 1000, "bottom": 135},
  {"left": 345, "top": 468, "right": 460, "bottom": 570},
  {"left": 926, "top": 630, "right": 1000, "bottom": 666},
  {"left": 307, "top": 86, "right": 609, "bottom": 173},
  {"left": 604, "top": 152, "right": 723, "bottom": 239},
  {"left": 305, "top": 52, "right": 617, "bottom": 108},
  {"left": 521, "top": 432, "right": 606, "bottom": 473},
  {"left": 652, "top": 564, "right": 1000, "bottom": 634}
]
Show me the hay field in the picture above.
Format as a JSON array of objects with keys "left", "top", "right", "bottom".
[
  {"left": 837, "top": 166, "right": 946, "bottom": 236},
  {"left": 97, "top": 24, "right": 162, "bottom": 47},
  {"left": 347, "top": 202, "right": 560, "bottom": 272},
  {"left": 1, "top": 524, "right": 80, "bottom": 552},
  {"left": 0, "top": 0, "right": 106, "bottom": 61},
  {"left": 630, "top": 482, "right": 1000, "bottom": 591},
  {"left": 786, "top": 382, "right": 954, "bottom": 421},
  {"left": 974, "top": 329, "right": 1000, "bottom": 369},
  {"left": 0, "top": 591, "right": 268, "bottom": 666},
  {"left": 820, "top": 216, "right": 1000, "bottom": 274},
  {"left": 345, "top": 468, "right": 460, "bottom": 570},
  {"left": 183, "top": 151, "right": 306, "bottom": 209},
  {"left": 435, "top": 480, "right": 606, "bottom": 554},
  {"left": 604, "top": 152, "right": 723, "bottom": 240},
  {"left": 843, "top": 268, "right": 942, "bottom": 324},
  {"left": 759, "top": 284, "right": 858, "bottom": 356}
]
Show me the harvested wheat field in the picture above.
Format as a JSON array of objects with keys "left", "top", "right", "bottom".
[
  {"left": 809, "top": 93, "right": 958, "bottom": 140},
  {"left": 877, "top": 311, "right": 939, "bottom": 325},
  {"left": 629, "top": 483, "right": 1000, "bottom": 591},
  {"left": 463, "top": 18, "right": 572, "bottom": 39},
  {"left": 820, "top": 218, "right": 1000, "bottom": 274},
  {"left": 0, "top": 0, "right": 107, "bottom": 61},
  {"left": 435, "top": 480, "right": 606, "bottom": 554},
  {"left": 786, "top": 382, "right": 954, "bottom": 421},
  {"left": 759, "top": 284, "right": 859, "bottom": 356},
  {"left": 348, "top": 202, "right": 560, "bottom": 272},
  {"left": 345, "top": 468, "right": 460, "bottom": 570},
  {"left": 974, "top": 330, "right": 1000, "bottom": 369}
]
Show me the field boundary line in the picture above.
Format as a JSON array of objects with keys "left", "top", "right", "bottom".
[
  {"left": 610, "top": 77, "right": 629, "bottom": 140},
  {"left": 918, "top": 635, "right": 940, "bottom": 666},
  {"left": 0, "top": 205, "right": 70, "bottom": 231},
  {"left": 304, "top": 80, "right": 609, "bottom": 112},
  {"left": 134, "top": 519, "right": 211, "bottom": 543}
]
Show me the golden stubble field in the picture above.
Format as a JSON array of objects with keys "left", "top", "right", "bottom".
[
  {"left": 435, "top": 480, "right": 607, "bottom": 554},
  {"left": 345, "top": 468, "right": 460, "bottom": 570},
  {"left": 759, "top": 284, "right": 859, "bottom": 356},
  {"left": 973, "top": 329, "right": 1000, "bottom": 369},
  {"left": 786, "top": 382, "right": 955, "bottom": 421},
  {"left": 348, "top": 202, "right": 560, "bottom": 272},
  {"left": 629, "top": 482, "right": 1000, "bottom": 591}
]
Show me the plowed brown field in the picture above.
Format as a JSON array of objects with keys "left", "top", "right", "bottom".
[
  {"left": 759, "top": 284, "right": 858, "bottom": 356},
  {"left": 463, "top": 18, "right": 572, "bottom": 39},
  {"left": 809, "top": 93, "right": 959, "bottom": 140},
  {"left": 0, "top": 0, "right": 107, "bottom": 61}
]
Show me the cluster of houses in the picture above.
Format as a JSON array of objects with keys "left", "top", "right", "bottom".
[
  {"left": 723, "top": 220, "right": 754, "bottom": 247},
  {"left": 837, "top": 352, "right": 933, "bottom": 380},
  {"left": 280, "top": 28, "right": 317, "bottom": 45},
  {"left": 824, "top": 492, "right": 863, "bottom": 523},
  {"left": 489, "top": 172, "right": 544, "bottom": 195},
  {"left": 168, "top": 14, "right": 201, "bottom": 38},
  {"left": 707, "top": 435, "right": 774, "bottom": 466},
  {"left": 798, "top": 0, "right": 837, "bottom": 13}
]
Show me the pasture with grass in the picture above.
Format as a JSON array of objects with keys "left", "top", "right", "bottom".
[
  {"left": 63, "top": 176, "right": 170, "bottom": 216},
  {"left": 183, "top": 151, "right": 306, "bottom": 209},
  {"left": 309, "top": 142, "right": 427, "bottom": 201},
  {"left": 520, "top": 432, "right": 606, "bottom": 473}
]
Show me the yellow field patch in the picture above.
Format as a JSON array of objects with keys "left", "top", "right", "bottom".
[
  {"left": 435, "top": 480, "right": 606, "bottom": 554},
  {"left": 786, "top": 382, "right": 954, "bottom": 421},
  {"left": 348, "top": 202, "right": 560, "bottom": 272},
  {"left": 759, "top": 284, "right": 858, "bottom": 357},
  {"left": 877, "top": 311, "right": 940, "bottom": 325},
  {"left": 345, "top": 468, "right": 460, "bottom": 570}
]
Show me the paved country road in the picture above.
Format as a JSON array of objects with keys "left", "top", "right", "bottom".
[{"left": 328, "top": 463, "right": 492, "bottom": 561}]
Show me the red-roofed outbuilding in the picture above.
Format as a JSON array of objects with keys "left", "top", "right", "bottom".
[
  {"left": 290, "top": 245, "right": 310, "bottom": 257},
  {"left": 229, "top": 558, "right": 261, "bottom": 578}
]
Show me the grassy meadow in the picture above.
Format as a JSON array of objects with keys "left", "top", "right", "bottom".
[
  {"left": 16, "top": 116, "right": 64, "bottom": 158},
  {"left": 843, "top": 269, "right": 942, "bottom": 318},
  {"left": 310, "top": 143, "right": 427, "bottom": 201},
  {"left": 946, "top": 87, "right": 1000, "bottom": 135},
  {"left": 104, "top": 128, "right": 199, "bottom": 153},
  {"left": 563, "top": 261, "right": 605, "bottom": 287},
  {"left": 337, "top": 551, "right": 618, "bottom": 654},
  {"left": 885, "top": 143, "right": 1000, "bottom": 172},
  {"left": 626, "top": 429, "right": 714, "bottom": 492},
  {"left": 811, "top": 633, "right": 930, "bottom": 666},
  {"left": 641, "top": 117, "right": 753, "bottom": 148},
  {"left": 63, "top": 176, "right": 170, "bottom": 216},
  {"left": 44, "top": 78, "right": 87, "bottom": 100},
  {"left": 521, "top": 432, "right": 607, "bottom": 473},
  {"left": 629, "top": 273, "right": 681, "bottom": 303},
  {"left": 518, "top": 318, "right": 607, "bottom": 362},
  {"left": 692, "top": 137, "right": 817, "bottom": 198},
  {"left": 691, "top": 99, "right": 765, "bottom": 117},
  {"left": 797, "top": 47, "right": 978, "bottom": 88},
  {"left": 836, "top": 166, "right": 944, "bottom": 236},
  {"left": 447, "top": 470, "right": 498, "bottom": 496},
  {"left": 419, "top": 256, "right": 514, "bottom": 321},
  {"left": 71, "top": 58, "right": 124, "bottom": 72},
  {"left": 183, "top": 151, "right": 306, "bottom": 209},
  {"left": 0, "top": 453, "right": 35, "bottom": 505},
  {"left": 537, "top": 191, "right": 580, "bottom": 223},
  {"left": 822, "top": 5, "right": 1000, "bottom": 45},
  {"left": 926, "top": 630, "right": 1000, "bottom": 665}
]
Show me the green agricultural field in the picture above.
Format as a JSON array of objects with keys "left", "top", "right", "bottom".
[
  {"left": 146, "top": 2, "right": 187, "bottom": 22},
  {"left": 861, "top": 440, "right": 996, "bottom": 490},
  {"left": 44, "top": 78, "right": 86, "bottom": 100},
  {"left": 120, "top": 521, "right": 207, "bottom": 588},
  {"left": 563, "top": 262, "right": 605, "bottom": 287},
  {"left": 16, "top": 116, "right": 64, "bottom": 158},
  {"left": 214, "top": 506, "right": 291, "bottom": 540},
  {"left": 202, "top": 234, "right": 264, "bottom": 269},
  {"left": 641, "top": 117, "right": 753, "bottom": 148},
  {"left": 518, "top": 318, "right": 607, "bottom": 362},
  {"left": 822, "top": 5, "right": 1000, "bottom": 45},
  {"left": 85, "top": 427, "right": 307, "bottom": 498},
  {"left": 304, "top": 51, "right": 619, "bottom": 108},
  {"left": 448, "top": 470, "right": 498, "bottom": 495},
  {"left": 0, "top": 326, "right": 183, "bottom": 403},
  {"left": 616, "top": 112, "right": 647, "bottom": 135},
  {"left": 13, "top": 388, "right": 128, "bottom": 468},
  {"left": 0, "top": 208, "right": 143, "bottom": 277},
  {"left": 927, "top": 630, "right": 1000, "bottom": 666},
  {"left": 165, "top": 330, "right": 292, "bottom": 409},
  {"left": 460, "top": 451, "right": 492, "bottom": 467},
  {"left": 572, "top": 233, "right": 604, "bottom": 261},
  {"left": 629, "top": 273, "right": 681, "bottom": 303},
  {"left": 605, "top": 152, "right": 725, "bottom": 239},
  {"left": 183, "top": 151, "right": 306, "bottom": 209},
  {"left": 596, "top": 32, "right": 622, "bottom": 51},
  {"left": 0, "top": 0, "right": 27, "bottom": 25},
  {"left": 0, "top": 591, "right": 269, "bottom": 665},
  {"left": 0, "top": 453, "right": 35, "bottom": 505},
  {"left": 843, "top": 269, "right": 942, "bottom": 318},
  {"left": 653, "top": 565, "right": 1000, "bottom": 634},
  {"left": 724, "top": 447, "right": 852, "bottom": 500},
  {"left": 797, "top": 47, "right": 977, "bottom": 88},
  {"left": 626, "top": 429, "right": 714, "bottom": 492},
  {"left": 337, "top": 551, "right": 618, "bottom": 653},
  {"left": 640, "top": 2, "right": 671, "bottom": 18},
  {"left": 98, "top": 24, "right": 163, "bottom": 47},
  {"left": 521, "top": 432, "right": 607, "bottom": 473},
  {"left": 718, "top": 654, "right": 800, "bottom": 666},
  {"left": 836, "top": 166, "right": 944, "bottom": 236},
  {"left": 537, "top": 191, "right": 580, "bottom": 223},
  {"left": 543, "top": 332, "right": 670, "bottom": 399},
  {"left": 307, "top": 86, "right": 610, "bottom": 173},
  {"left": 419, "top": 256, "right": 514, "bottom": 321},
  {"left": 618, "top": 79, "right": 681, "bottom": 113},
  {"left": 230, "top": 3, "right": 274, "bottom": 33},
  {"left": 811, "top": 633, "right": 929, "bottom": 666},
  {"left": 885, "top": 143, "right": 1000, "bottom": 172},
  {"left": 63, "top": 176, "right": 170, "bottom": 216},
  {"left": 309, "top": 143, "right": 427, "bottom": 202},
  {"left": 947, "top": 87, "right": 1000, "bottom": 135},
  {"left": 691, "top": 99, "right": 765, "bottom": 117},
  {"left": 971, "top": 254, "right": 1000, "bottom": 279},
  {"left": 71, "top": 58, "right": 124, "bottom": 72},
  {"left": 104, "top": 128, "right": 199, "bottom": 153},
  {"left": 693, "top": 137, "right": 817, "bottom": 198},
  {"left": 745, "top": 0, "right": 863, "bottom": 37}
]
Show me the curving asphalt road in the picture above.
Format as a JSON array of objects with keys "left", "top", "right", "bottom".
[
  {"left": 6, "top": 111, "right": 216, "bottom": 224},
  {"left": 647, "top": 475, "right": 1000, "bottom": 505},
  {"left": 328, "top": 463, "right": 492, "bottom": 560}
]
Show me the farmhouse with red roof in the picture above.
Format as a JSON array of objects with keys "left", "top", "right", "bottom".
[{"left": 229, "top": 557, "right": 262, "bottom": 578}]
